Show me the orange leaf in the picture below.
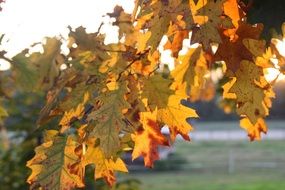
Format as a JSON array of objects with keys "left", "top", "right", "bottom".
[
  {"left": 215, "top": 22, "right": 264, "bottom": 72},
  {"left": 132, "top": 111, "right": 169, "bottom": 167}
]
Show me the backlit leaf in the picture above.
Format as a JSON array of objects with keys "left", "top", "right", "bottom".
[
  {"left": 142, "top": 75, "right": 174, "bottom": 111},
  {"left": 83, "top": 143, "right": 128, "bottom": 186},
  {"left": 158, "top": 94, "right": 198, "bottom": 141},
  {"left": 87, "top": 82, "right": 130, "bottom": 157},
  {"left": 27, "top": 132, "right": 84, "bottom": 190},
  {"left": 240, "top": 117, "right": 267, "bottom": 141},
  {"left": 132, "top": 110, "right": 169, "bottom": 167}
]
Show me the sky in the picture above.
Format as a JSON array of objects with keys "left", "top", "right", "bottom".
[
  {"left": 0, "top": 0, "right": 134, "bottom": 57},
  {"left": 0, "top": 0, "right": 177, "bottom": 71}
]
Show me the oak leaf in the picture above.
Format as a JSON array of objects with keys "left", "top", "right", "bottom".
[
  {"left": 83, "top": 144, "right": 128, "bottom": 186},
  {"left": 240, "top": 117, "right": 267, "bottom": 141},
  {"left": 164, "top": 29, "right": 189, "bottom": 57},
  {"left": 27, "top": 132, "right": 84, "bottom": 190},
  {"left": 142, "top": 75, "right": 174, "bottom": 111},
  {"left": 132, "top": 111, "right": 169, "bottom": 167},
  {"left": 214, "top": 22, "right": 264, "bottom": 72},
  {"left": 222, "top": 0, "right": 244, "bottom": 40},
  {"left": 87, "top": 83, "right": 130, "bottom": 157},
  {"left": 242, "top": 38, "right": 266, "bottom": 58},
  {"left": 171, "top": 47, "right": 209, "bottom": 100},
  {"left": 228, "top": 60, "right": 268, "bottom": 124},
  {"left": 12, "top": 54, "right": 39, "bottom": 91},
  {"left": 59, "top": 92, "right": 89, "bottom": 133},
  {"left": 191, "top": 0, "right": 234, "bottom": 50},
  {"left": 157, "top": 94, "right": 198, "bottom": 141}
]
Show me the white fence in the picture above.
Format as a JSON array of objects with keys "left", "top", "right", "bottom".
[{"left": 189, "top": 129, "right": 285, "bottom": 141}]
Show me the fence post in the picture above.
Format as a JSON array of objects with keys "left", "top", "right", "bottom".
[{"left": 228, "top": 149, "right": 235, "bottom": 174}]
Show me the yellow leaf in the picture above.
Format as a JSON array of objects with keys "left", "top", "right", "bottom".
[
  {"left": 222, "top": 77, "right": 237, "bottom": 99},
  {"left": 242, "top": 38, "right": 266, "bottom": 58},
  {"left": 191, "top": 0, "right": 233, "bottom": 50},
  {"left": 83, "top": 144, "right": 128, "bottom": 186},
  {"left": 137, "top": 32, "right": 151, "bottom": 53},
  {"left": 229, "top": 61, "right": 269, "bottom": 124},
  {"left": 59, "top": 92, "right": 89, "bottom": 133},
  {"left": 255, "top": 48, "right": 274, "bottom": 68},
  {"left": 171, "top": 47, "right": 210, "bottom": 101},
  {"left": 190, "top": 0, "right": 208, "bottom": 25},
  {"left": 158, "top": 94, "right": 198, "bottom": 141},
  {"left": 240, "top": 117, "right": 267, "bottom": 141},
  {"left": 171, "top": 47, "right": 202, "bottom": 86}
]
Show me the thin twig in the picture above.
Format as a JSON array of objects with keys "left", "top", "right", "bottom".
[
  {"left": 148, "top": 65, "right": 160, "bottom": 76},
  {"left": 95, "top": 22, "right": 104, "bottom": 35},
  {"left": 116, "top": 48, "right": 151, "bottom": 81},
  {"left": 0, "top": 51, "right": 14, "bottom": 65}
]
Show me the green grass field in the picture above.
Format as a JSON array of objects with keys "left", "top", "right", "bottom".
[
  {"left": 118, "top": 139, "right": 285, "bottom": 190},
  {"left": 119, "top": 172, "right": 285, "bottom": 190}
]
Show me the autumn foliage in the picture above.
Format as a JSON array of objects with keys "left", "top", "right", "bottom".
[{"left": 1, "top": 0, "right": 285, "bottom": 189}]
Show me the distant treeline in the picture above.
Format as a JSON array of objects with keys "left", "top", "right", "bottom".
[
  {"left": 186, "top": 81, "right": 285, "bottom": 121},
  {"left": 246, "top": 0, "right": 285, "bottom": 41}
]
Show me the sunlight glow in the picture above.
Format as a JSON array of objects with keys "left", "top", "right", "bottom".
[
  {"left": 179, "top": 32, "right": 199, "bottom": 56},
  {"left": 264, "top": 39, "right": 285, "bottom": 82},
  {"left": 0, "top": 59, "right": 11, "bottom": 71},
  {"left": 0, "top": 0, "right": 134, "bottom": 57},
  {"left": 265, "top": 68, "right": 283, "bottom": 82},
  {"left": 211, "top": 43, "right": 219, "bottom": 54},
  {"left": 159, "top": 36, "right": 175, "bottom": 71},
  {"left": 60, "top": 63, "right": 68, "bottom": 70},
  {"left": 265, "top": 57, "right": 285, "bottom": 82},
  {"left": 274, "top": 39, "right": 285, "bottom": 57},
  {"left": 2, "top": 0, "right": 285, "bottom": 85}
]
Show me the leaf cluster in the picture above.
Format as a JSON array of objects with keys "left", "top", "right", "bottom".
[{"left": 0, "top": 0, "right": 284, "bottom": 189}]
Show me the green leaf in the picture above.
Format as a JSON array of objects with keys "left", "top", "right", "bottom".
[
  {"left": 30, "top": 37, "right": 62, "bottom": 90},
  {"left": 0, "top": 102, "right": 8, "bottom": 124},
  {"left": 12, "top": 53, "right": 39, "bottom": 91},
  {"left": 12, "top": 37, "right": 62, "bottom": 91},
  {"left": 87, "top": 82, "right": 130, "bottom": 157},
  {"left": 142, "top": 74, "right": 174, "bottom": 111}
]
